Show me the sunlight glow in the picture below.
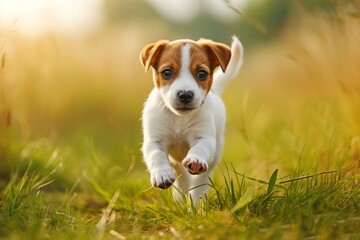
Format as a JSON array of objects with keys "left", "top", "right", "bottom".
[{"left": 0, "top": 0, "right": 102, "bottom": 36}]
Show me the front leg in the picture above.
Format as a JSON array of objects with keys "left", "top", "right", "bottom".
[
  {"left": 182, "top": 137, "right": 216, "bottom": 175},
  {"left": 142, "top": 141, "right": 175, "bottom": 189}
]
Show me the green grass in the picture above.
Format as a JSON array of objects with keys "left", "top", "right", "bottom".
[
  {"left": 1, "top": 142, "right": 359, "bottom": 239},
  {"left": 1, "top": 2, "right": 360, "bottom": 239}
]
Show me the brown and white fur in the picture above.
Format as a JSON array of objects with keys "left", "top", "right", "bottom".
[{"left": 140, "top": 36, "right": 243, "bottom": 206}]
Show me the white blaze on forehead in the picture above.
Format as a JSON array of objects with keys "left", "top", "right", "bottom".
[
  {"left": 173, "top": 43, "right": 197, "bottom": 91},
  {"left": 180, "top": 43, "right": 191, "bottom": 73}
]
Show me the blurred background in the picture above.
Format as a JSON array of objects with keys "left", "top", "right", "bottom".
[{"left": 0, "top": 0, "right": 360, "bottom": 188}]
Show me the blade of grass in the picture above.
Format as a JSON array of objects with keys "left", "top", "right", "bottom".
[
  {"left": 267, "top": 169, "right": 278, "bottom": 195},
  {"left": 279, "top": 169, "right": 338, "bottom": 184}
]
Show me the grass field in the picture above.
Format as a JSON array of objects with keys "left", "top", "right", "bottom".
[{"left": 1, "top": 4, "right": 360, "bottom": 240}]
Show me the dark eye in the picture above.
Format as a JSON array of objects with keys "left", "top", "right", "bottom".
[
  {"left": 197, "top": 70, "right": 208, "bottom": 80},
  {"left": 161, "top": 69, "right": 173, "bottom": 79}
]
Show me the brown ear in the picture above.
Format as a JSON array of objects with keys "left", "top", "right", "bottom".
[
  {"left": 198, "top": 39, "right": 231, "bottom": 73},
  {"left": 140, "top": 40, "right": 169, "bottom": 72}
]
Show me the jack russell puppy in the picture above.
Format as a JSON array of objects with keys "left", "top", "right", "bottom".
[{"left": 140, "top": 36, "right": 243, "bottom": 205}]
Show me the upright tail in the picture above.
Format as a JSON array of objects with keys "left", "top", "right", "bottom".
[{"left": 211, "top": 36, "right": 244, "bottom": 95}]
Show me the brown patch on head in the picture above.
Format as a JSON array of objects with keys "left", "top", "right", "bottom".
[
  {"left": 140, "top": 40, "right": 169, "bottom": 71},
  {"left": 197, "top": 39, "right": 231, "bottom": 73},
  {"left": 153, "top": 43, "right": 183, "bottom": 88},
  {"left": 188, "top": 39, "right": 231, "bottom": 93},
  {"left": 140, "top": 40, "right": 184, "bottom": 88}
]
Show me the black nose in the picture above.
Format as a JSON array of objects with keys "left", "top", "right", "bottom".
[{"left": 177, "top": 90, "right": 194, "bottom": 104}]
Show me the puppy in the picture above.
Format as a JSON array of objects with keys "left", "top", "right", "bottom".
[{"left": 140, "top": 36, "right": 243, "bottom": 206}]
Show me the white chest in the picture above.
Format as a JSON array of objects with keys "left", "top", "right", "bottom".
[{"left": 165, "top": 114, "right": 196, "bottom": 161}]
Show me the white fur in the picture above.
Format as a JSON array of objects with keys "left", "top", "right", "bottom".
[{"left": 142, "top": 36, "right": 243, "bottom": 206}]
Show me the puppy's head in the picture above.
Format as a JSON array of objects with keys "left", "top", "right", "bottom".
[{"left": 140, "top": 38, "right": 231, "bottom": 115}]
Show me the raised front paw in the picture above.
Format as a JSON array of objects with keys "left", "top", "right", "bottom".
[
  {"left": 150, "top": 167, "right": 175, "bottom": 189},
  {"left": 182, "top": 158, "right": 208, "bottom": 175}
]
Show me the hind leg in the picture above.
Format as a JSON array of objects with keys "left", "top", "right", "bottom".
[
  {"left": 171, "top": 162, "right": 191, "bottom": 202},
  {"left": 172, "top": 161, "right": 211, "bottom": 205},
  {"left": 172, "top": 168, "right": 211, "bottom": 208},
  {"left": 187, "top": 172, "right": 212, "bottom": 208}
]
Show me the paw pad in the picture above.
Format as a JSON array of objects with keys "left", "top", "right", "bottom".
[{"left": 183, "top": 158, "right": 208, "bottom": 175}]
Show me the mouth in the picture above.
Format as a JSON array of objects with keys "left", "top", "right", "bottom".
[{"left": 175, "top": 106, "right": 196, "bottom": 113}]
